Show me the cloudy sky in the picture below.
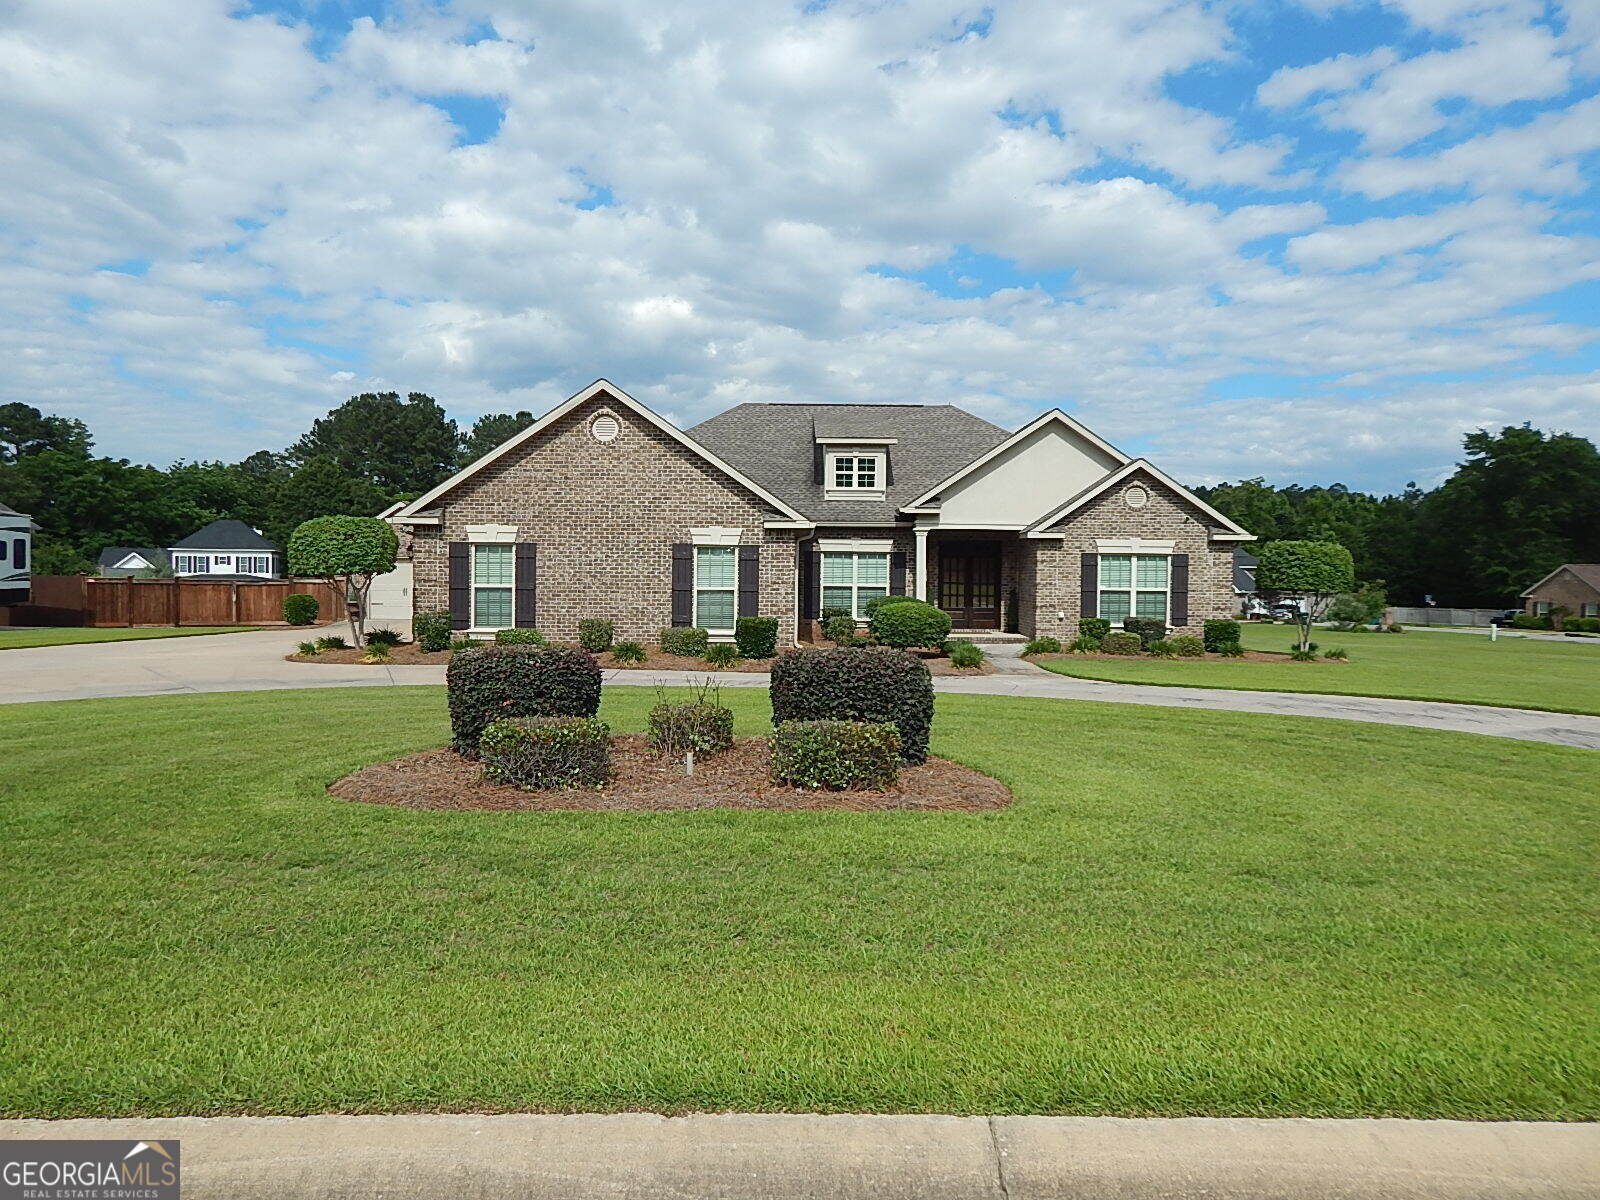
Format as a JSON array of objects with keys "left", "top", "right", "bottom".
[{"left": 2, "top": 0, "right": 1596, "bottom": 490}]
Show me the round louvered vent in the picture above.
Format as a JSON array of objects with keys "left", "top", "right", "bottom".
[
  {"left": 1124, "top": 484, "right": 1149, "bottom": 509},
  {"left": 591, "top": 414, "right": 620, "bottom": 443}
]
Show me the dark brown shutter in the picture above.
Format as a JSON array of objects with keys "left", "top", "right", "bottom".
[
  {"left": 1080, "top": 553, "right": 1098, "bottom": 621},
  {"left": 889, "top": 551, "right": 908, "bottom": 596},
  {"left": 671, "top": 543, "right": 693, "bottom": 627},
  {"left": 813, "top": 442, "right": 825, "bottom": 485},
  {"left": 514, "top": 542, "right": 537, "bottom": 628},
  {"left": 802, "top": 545, "right": 822, "bottom": 619},
  {"left": 1169, "top": 553, "right": 1189, "bottom": 628},
  {"left": 448, "top": 542, "right": 469, "bottom": 629},
  {"left": 738, "top": 544, "right": 759, "bottom": 618},
  {"left": 884, "top": 450, "right": 894, "bottom": 486}
]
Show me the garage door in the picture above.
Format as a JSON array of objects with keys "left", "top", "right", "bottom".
[{"left": 367, "top": 561, "right": 413, "bottom": 623}]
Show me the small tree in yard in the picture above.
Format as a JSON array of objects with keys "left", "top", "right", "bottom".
[
  {"left": 287, "top": 515, "right": 399, "bottom": 647},
  {"left": 1255, "top": 540, "right": 1355, "bottom": 653}
]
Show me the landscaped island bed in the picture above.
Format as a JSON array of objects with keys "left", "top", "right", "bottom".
[
  {"left": 1036, "top": 621, "right": 1600, "bottom": 715},
  {"left": 3, "top": 685, "right": 1595, "bottom": 1120}
]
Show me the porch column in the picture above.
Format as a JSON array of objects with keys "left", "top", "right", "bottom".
[{"left": 913, "top": 520, "right": 933, "bottom": 602}]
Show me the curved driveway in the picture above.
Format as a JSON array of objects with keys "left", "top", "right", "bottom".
[{"left": 3, "top": 625, "right": 1598, "bottom": 750}]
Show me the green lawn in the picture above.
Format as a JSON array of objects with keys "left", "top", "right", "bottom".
[
  {"left": 2, "top": 686, "right": 1596, "bottom": 1120},
  {"left": 1037, "top": 622, "right": 1600, "bottom": 715},
  {"left": 0, "top": 625, "right": 258, "bottom": 650}
]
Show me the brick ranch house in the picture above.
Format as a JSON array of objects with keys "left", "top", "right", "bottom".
[{"left": 388, "top": 379, "right": 1254, "bottom": 646}]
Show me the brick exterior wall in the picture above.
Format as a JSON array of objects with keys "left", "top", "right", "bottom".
[
  {"left": 1024, "top": 468, "right": 1238, "bottom": 639},
  {"left": 408, "top": 396, "right": 800, "bottom": 645},
  {"left": 1524, "top": 569, "right": 1600, "bottom": 616}
]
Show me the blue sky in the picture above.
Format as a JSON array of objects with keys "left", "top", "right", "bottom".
[{"left": 1, "top": 0, "right": 1596, "bottom": 490}]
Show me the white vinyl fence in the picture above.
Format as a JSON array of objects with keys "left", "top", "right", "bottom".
[{"left": 1384, "top": 606, "right": 1505, "bottom": 627}]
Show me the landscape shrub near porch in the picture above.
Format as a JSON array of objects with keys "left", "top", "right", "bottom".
[
  {"left": 734, "top": 616, "right": 779, "bottom": 659},
  {"left": 1078, "top": 617, "right": 1110, "bottom": 646},
  {"left": 447, "top": 643, "right": 603, "bottom": 756},
  {"left": 1203, "top": 619, "right": 1241, "bottom": 652},
  {"left": 770, "top": 646, "right": 935, "bottom": 762},
  {"left": 1102, "top": 631, "right": 1142, "bottom": 655},
  {"left": 1122, "top": 617, "right": 1167, "bottom": 648},
  {"left": 868, "top": 598, "right": 952, "bottom": 650},
  {"left": 479, "top": 716, "right": 612, "bottom": 790},
  {"left": 659, "top": 626, "right": 709, "bottom": 657},
  {"left": 770, "top": 720, "right": 901, "bottom": 790},
  {"left": 578, "top": 619, "right": 614, "bottom": 653},
  {"left": 414, "top": 609, "right": 452, "bottom": 653}
]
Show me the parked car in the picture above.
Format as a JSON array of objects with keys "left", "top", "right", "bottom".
[
  {"left": 1268, "top": 601, "right": 1303, "bottom": 621},
  {"left": 1489, "top": 610, "right": 1522, "bottom": 626}
]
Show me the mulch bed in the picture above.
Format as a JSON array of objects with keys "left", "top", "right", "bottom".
[
  {"left": 328, "top": 735, "right": 1013, "bottom": 812},
  {"left": 288, "top": 642, "right": 993, "bottom": 674}
]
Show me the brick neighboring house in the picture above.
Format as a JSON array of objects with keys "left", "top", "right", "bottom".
[
  {"left": 1520, "top": 564, "right": 1600, "bottom": 622},
  {"left": 391, "top": 379, "right": 1254, "bottom": 646}
]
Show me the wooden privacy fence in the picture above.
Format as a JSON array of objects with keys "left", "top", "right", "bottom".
[{"left": 10, "top": 576, "right": 346, "bottom": 627}]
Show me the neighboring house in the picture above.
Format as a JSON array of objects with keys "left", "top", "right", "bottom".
[
  {"left": 96, "top": 547, "right": 170, "bottom": 576},
  {"left": 1232, "top": 548, "right": 1264, "bottom": 616},
  {"left": 165, "top": 520, "right": 282, "bottom": 579},
  {"left": 1520, "top": 564, "right": 1600, "bottom": 621},
  {"left": 389, "top": 379, "right": 1254, "bottom": 645},
  {"left": 0, "top": 502, "right": 35, "bottom": 605}
]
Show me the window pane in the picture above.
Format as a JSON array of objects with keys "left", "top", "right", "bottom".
[
  {"left": 855, "top": 461, "right": 877, "bottom": 488},
  {"left": 473, "top": 544, "right": 514, "bottom": 585},
  {"left": 474, "top": 587, "right": 512, "bottom": 628},
  {"left": 1135, "top": 590, "right": 1167, "bottom": 618},
  {"left": 1136, "top": 556, "right": 1168, "bottom": 588},
  {"left": 821, "top": 553, "right": 855, "bottom": 584},
  {"left": 695, "top": 546, "right": 736, "bottom": 587},
  {"left": 1099, "top": 555, "right": 1131, "bottom": 588},
  {"left": 822, "top": 586, "right": 854, "bottom": 613},
  {"left": 696, "top": 590, "right": 735, "bottom": 629},
  {"left": 1099, "top": 591, "right": 1131, "bottom": 620},
  {"left": 855, "top": 554, "right": 889, "bottom": 586},
  {"left": 832, "top": 458, "right": 855, "bottom": 488},
  {"left": 856, "top": 587, "right": 886, "bottom": 615}
]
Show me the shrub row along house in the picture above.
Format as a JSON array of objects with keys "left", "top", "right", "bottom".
[{"left": 388, "top": 379, "right": 1254, "bottom": 646}]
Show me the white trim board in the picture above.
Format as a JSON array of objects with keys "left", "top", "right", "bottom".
[
  {"left": 1024, "top": 459, "right": 1254, "bottom": 540},
  {"left": 396, "top": 379, "right": 810, "bottom": 523}
]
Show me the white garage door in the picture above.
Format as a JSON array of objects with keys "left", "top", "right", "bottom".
[{"left": 366, "top": 561, "right": 413, "bottom": 623}]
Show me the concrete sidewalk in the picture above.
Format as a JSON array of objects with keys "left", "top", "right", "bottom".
[
  {"left": 3, "top": 625, "right": 1599, "bottom": 749},
  {"left": 3, "top": 1113, "right": 1595, "bottom": 1198}
]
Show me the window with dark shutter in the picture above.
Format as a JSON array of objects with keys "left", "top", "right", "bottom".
[
  {"left": 448, "top": 542, "right": 470, "bottom": 629},
  {"left": 514, "top": 543, "right": 538, "bottom": 628},
  {"left": 1080, "top": 553, "right": 1098, "bottom": 620},
  {"left": 671, "top": 544, "right": 694, "bottom": 627},
  {"left": 889, "top": 551, "right": 907, "bottom": 596},
  {"left": 738, "top": 545, "right": 760, "bottom": 618},
  {"left": 1169, "top": 554, "right": 1189, "bottom": 627}
]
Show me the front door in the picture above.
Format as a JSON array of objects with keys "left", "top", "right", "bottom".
[{"left": 937, "top": 541, "right": 1001, "bottom": 629}]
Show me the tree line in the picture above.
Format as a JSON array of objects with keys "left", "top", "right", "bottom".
[
  {"left": 2, "top": 392, "right": 1595, "bottom": 606},
  {"left": 0, "top": 394, "right": 534, "bottom": 574}
]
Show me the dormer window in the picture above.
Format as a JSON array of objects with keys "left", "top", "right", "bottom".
[{"left": 824, "top": 450, "right": 887, "bottom": 499}]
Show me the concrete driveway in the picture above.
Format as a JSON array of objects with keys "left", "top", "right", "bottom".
[{"left": 2, "top": 625, "right": 1598, "bottom": 749}]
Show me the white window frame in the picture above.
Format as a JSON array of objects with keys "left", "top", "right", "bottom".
[
  {"left": 213, "top": 554, "right": 232, "bottom": 568},
  {"left": 1096, "top": 553, "right": 1171, "bottom": 623},
  {"left": 1535, "top": 601, "right": 1551, "bottom": 615},
  {"left": 692, "top": 545, "right": 739, "bottom": 636},
  {"left": 1583, "top": 603, "right": 1599, "bottom": 618},
  {"left": 172, "top": 553, "right": 209, "bottom": 574},
  {"left": 236, "top": 554, "right": 273, "bottom": 575},
  {"left": 469, "top": 543, "right": 516, "bottom": 633},
  {"left": 820, "top": 548, "right": 892, "bottom": 619},
  {"left": 824, "top": 450, "right": 886, "bottom": 499}
]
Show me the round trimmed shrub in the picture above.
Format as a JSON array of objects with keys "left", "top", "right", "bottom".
[
  {"left": 822, "top": 614, "right": 856, "bottom": 644},
  {"left": 1022, "top": 636, "right": 1060, "bottom": 656},
  {"left": 1078, "top": 617, "right": 1111, "bottom": 645},
  {"left": 577, "top": 618, "right": 614, "bottom": 652},
  {"left": 1101, "top": 631, "right": 1142, "bottom": 655},
  {"left": 494, "top": 627, "right": 546, "bottom": 646},
  {"left": 659, "top": 626, "right": 709, "bottom": 657},
  {"left": 447, "top": 644, "right": 603, "bottom": 757},
  {"left": 1169, "top": 634, "right": 1204, "bottom": 657},
  {"left": 414, "top": 609, "right": 452, "bottom": 653},
  {"left": 282, "top": 593, "right": 319, "bottom": 626},
  {"left": 1202, "top": 619, "right": 1241, "bottom": 652},
  {"left": 480, "top": 716, "right": 611, "bottom": 790},
  {"left": 869, "top": 598, "right": 951, "bottom": 649},
  {"left": 1122, "top": 617, "right": 1167, "bottom": 648},
  {"left": 647, "top": 701, "right": 734, "bottom": 755},
  {"left": 769, "top": 646, "right": 933, "bottom": 763},
  {"left": 770, "top": 720, "right": 900, "bottom": 791},
  {"left": 863, "top": 594, "right": 914, "bottom": 618},
  {"left": 735, "top": 616, "right": 779, "bottom": 659}
]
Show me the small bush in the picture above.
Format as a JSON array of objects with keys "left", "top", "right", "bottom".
[
  {"left": 449, "top": 636, "right": 476, "bottom": 652},
  {"left": 480, "top": 716, "right": 611, "bottom": 790},
  {"left": 1022, "top": 636, "right": 1061, "bottom": 656},
  {"left": 703, "top": 643, "right": 741, "bottom": 668},
  {"left": 315, "top": 635, "right": 347, "bottom": 650},
  {"left": 1511, "top": 614, "right": 1549, "bottom": 630},
  {"left": 447, "top": 644, "right": 603, "bottom": 756},
  {"left": 946, "top": 639, "right": 985, "bottom": 668},
  {"left": 362, "top": 641, "right": 392, "bottom": 662},
  {"left": 1386, "top": 622, "right": 1405, "bottom": 633},
  {"left": 296, "top": 640, "right": 319, "bottom": 656},
  {"left": 1145, "top": 639, "right": 1177, "bottom": 658},
  {"left": 770, "top": 720, "right": 901, "bottom": 791},
  {"left": 577, "top": 618, "right": 614, "bottom": 653},
  {"left": 1202, "top": 619, "right": 1241, "bottom": 652},
  {"left": 863, "top": 594, "right": 913, "bottom": 618},
  {"left": 1567, "top": 616, "right": 1600, "bottom": 633},
  {"left": 1290, "top": 647, "right": 1319, "bottom": 662},
  {"left": 611, "top": 641, "right": 646, "bottom": 663},
  {"left": 1122, "top": 617, "right": 1167, "bottom": 648},
  {"left": 1215, "top": 639, "right": 1244, "bottom": 657},
  {"left": 366, "top": 627, "right": 403, "bottom": 647},
  {"left": 282, "top": 593, "right": 319, "bottom": 626},
  {"left": 770, "top": 647, "right": 934, "bottom": 763},
  {"left": 1078, "top": 617, "right": 1111, "bottom": 644},
  {"left": 1323, "top": 647, "right": 1349, "bottom": 660},
  {"left": 660, "top": 626, "right": 709, "bottom": 657},
  {"left": 1101, "top": 631, "right": 1142, "bottom": 655},
  {"left": 822, "top": 614, "right": 857, "bottom": 644},
  {"left": 647, "top": 701, "right": 734, "bottom": 755},
  {"left": 869, "top": 598, "right": 951, "bottom": 649},
  {"left": 1169, "top": 634, "right": 1204, "bottom": 657},
  {"left": 820, "top": 605, "right": 852, "bottom": 623},
  {"left": 735, "top": 616, "right": 779, "bottom": 658},
  {"left": 846, "top": 634, "right": 873, "bottom": 647},
  {"left": 494, "top": 627, "right": 546, "bottom": 646},
  {"left": 414, "top": 610, "right": 452, "bottom": 653},
  {"left": 1067, "top": 635, "right": 1101, "bottom": 653}
]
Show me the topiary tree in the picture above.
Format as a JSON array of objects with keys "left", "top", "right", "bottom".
[
  {"left": 1255, "top": 540, "right": 1356, "bottom": 652},
  {"left": 286, "top": 515, "right": 399, "bottom": 647}
]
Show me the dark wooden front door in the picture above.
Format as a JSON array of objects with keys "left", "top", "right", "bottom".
[{"left": 937, "top": 541, "right": 1001, "bottom": 629}]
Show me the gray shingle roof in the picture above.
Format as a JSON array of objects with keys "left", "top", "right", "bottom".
[
  {"left": 169, "top": 519, "right": 279, "bottom": 552},
  {"left": 1233, "top": 549, "right": 1259, "bottom": 593},
  {"left": 97, "top": 547, "right": 167, "bottom": 574},
  {"left": 0, "top": 501, "right": 21, "bottom": 516},
  {"left": 1557, "top": 564, "right": 1600, "bottom": 590},
  {"left": 688, "top": 403, "right": 1010, "bottom": 523}
]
